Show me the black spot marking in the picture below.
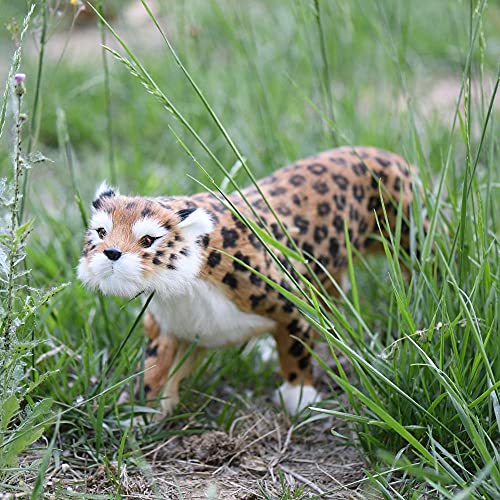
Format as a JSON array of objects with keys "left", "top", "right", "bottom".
[
  {"left": 307, "top": 163, "right": 327, "bottom": 175},
  {"left": 376, "top": 157, "right": 391, "bottom": 167},
  {"left": 197, "top": 234, "right": 210, "bottom": 248},
  {"left": 277, "top": 205, "right": 292, "bottom": 216},
  {"left": 294, "top": 215, "right": 309, "bottom": 235},
  {"left": 144, "top": 384, "right": 151, "bottom": 395},
  {"left": 359, "top": 218, "right": 369, "bottom": 234},
  {"left": 317, "top": 202, "right": 330, "bottom": 216},
  {"left": 266, "top": 305, "right": 277, "bottom": 314},
  {"left": 282, "top": 300, "right": 294, "bottom": 313},
  {"left": 397, "top": 162, "right": 410, "bottom": 177},
  {"left": 207, "top": 251, "right": 221, "bottom": 267},
  {"left": 314, "top": 255, "right": 330, "bottom": 274},
  {"left": 249, "top": 232, "right": 263, "bottom": 250},
  {"left": 371, "top": 171, "right": 388, "bottom": 190},
  {"left": 167, "top": 240, "right": 174, "bottom": 248},
  {"left": 298, "top": 356, "right": 310, "bottom": 370},
  {"left": 270, "top": 186, "right": 287, "bottom": 196},
  {"left": 141, "top": 207, "right": 152, "bottom": 217},
  {"left": 250, "top": 294, "right": 266, "bottom": 309},
  {"left": 394, "top": 177, "right": 402, "bottom": 192},
  {"left": 332, "top": 174, "right": 349, "bottom": 190},
  {"left": 233, "top": 251, "right": 250, "bottom": 271},
  {"left": 231, "top": 213, "right": 247, "bottom": 231},
  {"left": 302, "top": 242, "right": 314, "bottom": 256},
  {"left": 270, "top": 222, "right": 284, "bottom": 241},
  {"left": 312, "top": 181, "right": 329, "bottom": 195},
  {"left": 352, "top": 185, "right": 365, "bottom": 203},
  {"left": 175, "top": 234, "right": 183, "bottom": 242},
  {"left": 176, "top": 208, "right": 197, "bottom": 222},
  {"left": 260, "top": 174, "right": 277, "bottom": 186},
  {"left": 368, "top": 196, "right": 381, "bottom": 212},
  {"left": 222, "top": 272, "right": 238, "bottom": 289},
  {"left": 180, "top": 247, "right": 190, "bottom": 256},
  {"left": 126, "top": 201, "right": 137, "bottom": 210},
  {"left": 166, "top": 264, "right": 177, "bottom": 270},
  {"left": 288, "top": 372, "right": 298, "bottom": 382},
  {"left": 152, "top": 257, "right": 162, "bottom": 265},
  {"left": 250, "top": 268, "right": 263, "bottom": 286},
  {"left": 253, "top": 198, "right": 270, "bottom": 213},
  {"left": 146, "top": 343, "right": 158, "bottom": 357},
  {"left": 334, "top": 215, "right": 344, "bottom": 233},
  {"left": 352, "top": 162, "right": 367, "bottom": 176},
  {"left": 211, "top": 202, "right": 226, "bottom": 214},
  {"left": 289, "top": 174, "right": 306, "bottom": 186},
  {"left": 330, "top": 156, "right": 347, "bottom": 166},
  {"left": 333, "top": 194, "right": 346, "bottom": 211},
  {"left": 221, "top": 227, "right": 239, "bottom": 248},
  {"left": 314, "top": 225, "right": 328, "bottom": 244},
  {"left": 349, "top": 205, "right": 359, "bottom": 221},
  {"left": 288, "top": 319, "right": 302, "bottom": 335},
  {"left": 163, "top": 220, "right": 172, "bottom": 230},
  {"left": 329, "top": 238, "right": 340, "bottom": 258},
  {"left": 289, "top": 340, "right": 304, "bottom": 357}
]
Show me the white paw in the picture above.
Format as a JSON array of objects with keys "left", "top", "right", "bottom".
[
  {"left": 275, "top": 383, "right": 320, "bottom": 415},
  {"left": 160, "top": 392, "right": 179, "bottom": 417}
]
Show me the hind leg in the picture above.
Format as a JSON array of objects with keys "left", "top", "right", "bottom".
[{"left": 273, "top": 317, "right": 319, "bottom": 414}]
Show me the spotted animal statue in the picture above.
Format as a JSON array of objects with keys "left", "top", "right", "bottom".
[{"left": 78, "top": 146, "right": 422, "bottom": 415}]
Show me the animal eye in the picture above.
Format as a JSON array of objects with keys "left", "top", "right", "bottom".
[
  {"left": 140, "top": 235, "right": 157, "bottom": 248},
  {"left": 96, "top": 228, "right": 107, "bottom": 239}
]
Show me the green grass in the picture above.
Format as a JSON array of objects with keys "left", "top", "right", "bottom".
[{"left": 0, "top": 0, "right": 499, "bottom": 497}]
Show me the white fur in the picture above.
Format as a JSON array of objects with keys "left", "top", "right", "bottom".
[
  {"left": 275, "top": 382, "right": 320, "bottom": 415},
  {"left": 132, "top": 217, "right": 168, "bottom": 240},
  {"left": 77, "top": 252, "right": 144, "bottom": 297},
  {"left": 89, "top": 211, "right": 113, "bottom": 234},
  {"left": 178, "top": 208, "right": 214, "bottom": 240},
  {"left": 149, "top": 279, "right": 276, "bottom": 348}
]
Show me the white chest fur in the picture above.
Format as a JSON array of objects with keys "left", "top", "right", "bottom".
[{"left": 148, "top": 278, "right": 276, "bottom": 348}]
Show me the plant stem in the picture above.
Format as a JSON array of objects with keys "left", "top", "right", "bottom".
[
  {"left": 98, "top": 0, "right": 117, "bottom": 185},
  {"left": 19, "top": 0, "right": 48, "bottom": 223},
  {"left": 4, "top": 81, "right": 25, "bottom": 348}
]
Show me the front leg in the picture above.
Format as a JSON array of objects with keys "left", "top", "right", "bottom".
[
  {"left": 139, "top": 313, "right": 202, "bottom": 417},
  {"left": 159, "top": 340, "right": 202, "bottom": 416}
]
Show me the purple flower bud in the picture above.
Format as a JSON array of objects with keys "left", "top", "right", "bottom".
[{"left": 14, "top": 73, "right": 26, "bottom": 84}]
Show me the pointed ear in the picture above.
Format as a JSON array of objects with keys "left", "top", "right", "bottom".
[
  {"left": 177, "top": 208, "right": 214, "bottom": 240},
  {"left": 92, "top": 182, "right": 118, "bottom": 210}
]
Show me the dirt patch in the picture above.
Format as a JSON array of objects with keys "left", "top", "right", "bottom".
[{"left": 14, "top": 399, "right": 366, "bottom": 499}]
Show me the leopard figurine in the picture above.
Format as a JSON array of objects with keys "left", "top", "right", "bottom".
[{"left": 78, "top": 146, "right": 423, "bottom": 415}]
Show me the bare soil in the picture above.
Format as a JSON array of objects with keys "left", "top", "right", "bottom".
[{"left": 19, "top": 402, "right": 366, "bottom": 499}]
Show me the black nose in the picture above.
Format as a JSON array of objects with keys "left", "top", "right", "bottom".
[{"left": 104, "top": 248, "right": 122, "bottom": 261}]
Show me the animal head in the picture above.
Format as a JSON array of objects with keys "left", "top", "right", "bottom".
[{"left": 77, "top": 183, "right": 214, "bottom": 298}]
